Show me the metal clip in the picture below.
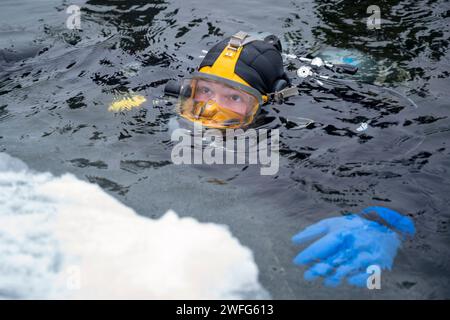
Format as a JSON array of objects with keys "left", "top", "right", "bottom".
[
  {"left": 269, "top": 86, "right": 300, "bottom": 103},
  {"left": 224, "top": 31, "right": 249, "bottom": 57},
  {"left": 228, "top": 31, "right": 248, "bottom": 49}
]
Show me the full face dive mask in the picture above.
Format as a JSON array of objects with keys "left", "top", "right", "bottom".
[{"left": 164, "top": 31, "right": 291, "bottom": 129}]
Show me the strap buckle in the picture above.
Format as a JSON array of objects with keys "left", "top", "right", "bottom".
[
  {"left": 228, "top": 31, "right": 248, "bottom": 49},
  {"left": 225, "top": 31, "right": 248, "bottom": 57},
  {"left": 269, "top": 86, "right": 300, "bottom": 103}
]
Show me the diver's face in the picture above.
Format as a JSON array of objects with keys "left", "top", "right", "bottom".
[{"left": 194, "top": 79, "right": 254, "bottom": 115}]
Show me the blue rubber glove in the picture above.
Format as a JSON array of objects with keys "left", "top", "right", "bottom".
[{"left": 292, "top": 206, "right": 415, "bottom": 287}]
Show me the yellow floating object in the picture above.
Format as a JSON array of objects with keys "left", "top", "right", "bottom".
[{"left": 108, "top": 95, "right": 146, "bottom": 112}]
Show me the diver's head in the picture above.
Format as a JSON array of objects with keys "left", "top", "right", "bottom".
[{"left": 165, "top": 31, "right": 290, "bottom": 129}]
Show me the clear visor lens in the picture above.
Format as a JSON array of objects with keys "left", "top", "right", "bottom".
[{"left": 177, "top": 77, "right": 260, "bottom": 129}]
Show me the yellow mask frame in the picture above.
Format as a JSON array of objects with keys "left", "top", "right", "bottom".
[{"left": 177, "top": 75, "right": 262, "bottom": 129}]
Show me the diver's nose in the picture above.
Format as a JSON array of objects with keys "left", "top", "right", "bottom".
[
  {"left": 200, "top": 100, "right": 219, "bottom": 117},
  {"left": 209, "top": 94, "right": 228, "bottom": 107}
]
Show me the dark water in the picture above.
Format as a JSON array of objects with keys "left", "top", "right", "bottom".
[{"left": 1, "top": 0, "right": 449, "bottom": 299}]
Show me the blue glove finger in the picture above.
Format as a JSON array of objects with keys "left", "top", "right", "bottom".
[
  {"left": 304, "top": 262, "right": 334, "bottom": 281},
  {"left": 302, "top": 237, "right": 360, "bottom": 286},
  {"left": 324, "top": 252, "right": 378, "bottom": 287},
  {"left": 293, "top": 232, "right": 348, "bottom": 265},
  {"left": 325, "top": 236, "right": 363, "bottom": 267},
  {"left": 309, "top": 250, "right": 356, "bottom": 287},
  {"left": 347, "top": 272, "right": 369, "bottom": 287},
  {"left": 291, "top": 216, "right": 342, "bottom": 245}
]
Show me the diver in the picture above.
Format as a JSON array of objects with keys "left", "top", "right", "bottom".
[
  {"left": 164, "top": 31, "right": 416, "bottom": 287},
  {"left": 164, "top": 31, "right": 296, "bottom": 129}
]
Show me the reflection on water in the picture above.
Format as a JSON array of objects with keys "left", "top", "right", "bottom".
[{"left": 0, "top": 0, "right": 449, "bottom": 298}]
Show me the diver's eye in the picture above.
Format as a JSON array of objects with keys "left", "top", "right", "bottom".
[
  {"left": 229, "top": 94, "right": 242, "bottom": 102},
  {"left": 198, "top": 86, "right": 212, "bottom": 95}
]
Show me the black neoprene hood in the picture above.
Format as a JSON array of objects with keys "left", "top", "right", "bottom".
[{"left": 198, "top": 37, "right": 289, "bottom": 95}]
